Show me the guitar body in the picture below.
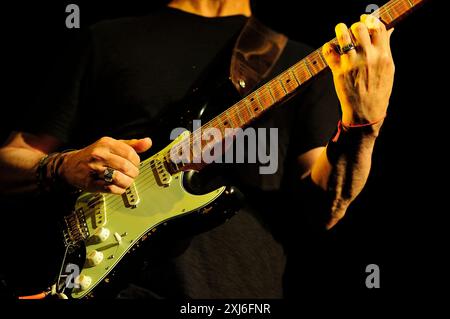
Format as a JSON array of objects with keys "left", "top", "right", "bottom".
[
  {"left": 47, "top": 131, "right": 242, "bottom": 299},
  {"left": 3, "top": 0, "right": 424, "bottom": 299},
  {"left": 3, "top": 74, "right": 244, "bottom": 299}
]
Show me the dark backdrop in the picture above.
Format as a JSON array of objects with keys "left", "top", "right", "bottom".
[{"left": 0, "top": 0, "right": 442, "bottom": 301}]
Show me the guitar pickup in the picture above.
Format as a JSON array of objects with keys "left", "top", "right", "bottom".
[
  {"left": 123, "top": 183, "right": 140, "bottom": 208},
  {"left": 88, "top": 194, "right": 107, "bottom": 228},
  {"left": 151, "top": 158, "right": 172, "bottom": 187}
]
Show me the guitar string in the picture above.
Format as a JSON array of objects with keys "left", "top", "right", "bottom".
[
  {"left": 127, "top": 0, "right": 406, "bottom": 166},
  {"left": 148, "top": 0, "right": 410, "bottom": 168},
  {"left": 93, "top": 0, "right": 410, "bottom": 211},
  {"left": 101, "top": 0, "right": 407, "bottom": 206},
  {"left": 99, "top": 57, "right": 318, "bottom": 210},
  {"left": 61, "top": 0, "right": 414, "bottom": 268},
  {"left": 90, "top": 0, "right": 411, "bottom": 211},
  {"left": 86, "top": 0, "right": 412, "bottom": 212},
  {"left": 96, "top": 53, "right": 316, "bottom": 210}
]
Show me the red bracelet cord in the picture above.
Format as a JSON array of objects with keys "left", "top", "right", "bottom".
[{"left": 332, "top": 114, "right": 386, "bottom": 143}]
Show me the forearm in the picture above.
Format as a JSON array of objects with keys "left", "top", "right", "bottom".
[
  {"left": 0, "top": 146, "right": 45, "bottom": 194},
  {"left": 311, "top": 123, "right": 381, "bottom": 229}
]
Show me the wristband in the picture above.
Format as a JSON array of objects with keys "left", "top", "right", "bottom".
[{"left": 36, "top": 149, "right": 78, "bottom": 194}]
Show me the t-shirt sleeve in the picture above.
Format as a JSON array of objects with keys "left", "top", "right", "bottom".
[
  {"left": 17, "top": 30, "right": 94, "bottom": 144},
  {"left": 291, "top": 70, "right": 340, "bottom": 156},
  {"left": 270, "top": 39, "right": 341, "bottom": 157}
]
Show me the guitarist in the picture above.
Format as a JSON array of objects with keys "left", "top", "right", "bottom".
[{"left": 0, "top": 0, "right": 394, "bottom": 298}]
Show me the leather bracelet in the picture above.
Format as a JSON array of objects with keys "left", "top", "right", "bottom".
[
  {"left": 36, "top": 153, "right": 58, "bottom": 193},
  {"left": 36, "top": 149, "right": 78, "bottom": 194}
]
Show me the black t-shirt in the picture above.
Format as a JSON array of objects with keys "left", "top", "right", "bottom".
[{"left": 21, "top": 7, "right": 339, "bottom": 298}]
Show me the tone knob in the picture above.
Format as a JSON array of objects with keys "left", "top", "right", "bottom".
[
  {"left": 86, "top": 250, "right": 104, "bottom": 267},
  {"left": 75, "top": 274, "right": 92, "bottom": 291},
  {"left": 90, "top": 227, "right": 110, "bottom": 243}
]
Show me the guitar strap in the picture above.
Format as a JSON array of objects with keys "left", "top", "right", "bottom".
[
  {"left": 230, "top": 17, "right": 288, "bottom": 96},
  {"left": 119, "top": 17, "right": 288, "bottom": 143}
]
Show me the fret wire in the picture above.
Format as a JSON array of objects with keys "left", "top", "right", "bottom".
[
  {"left": 388, "top": 1, "right": 409, "bottom": 18},
  {"left": 243, "top": 98, "right": 254, "bottom": 117},
  {"left": 387, "top": 6, "right": 396, "bottom": 19},
  {"left": 254, "top": 92, "right": 264, "bottom": 110},
  {"left": 293, "top": 62, "right": 311, "bottom": 83},
  {"left": 225, "top": 110, "right": 233, "bottom": 127},
  {"left": 266, "top": 84, "right": 277, "bottom": 103},
  {"left": 278, "top": 78, "right": 288, "bottom": 95},
  {"left": 316, "top": 50, "right": 326, "bottom": 66},
  {"left": 191, "top": 131, "right": 202, "bottom": 161},
  {"left": 235, "top": 105, "right": 245, "bottom": 125},
  {"left": 163, "top": 0, "right": 424, "bottom": 175},
  {"left": 214, "top": 117, "right": 225, "bottom": 137},
  {"left": 289, "top": 69, "right": 301, "bottom": 86},
  {"left": 303, "top": 60, "right": 313, "bottom": 77},
  {"left": 167, "top": 0, "right": 419, "bottom": 169},
  {"left": 268, "top": 78, "right": 286, "bottom": 101},
  {"left": 247, "top": 95, "right": 259, "bottom": 114},
  {"left": 317, "top": 49, "right": 327, "bottom": 66},
  {"left": 228, "top": 110, "right": 240, "bottom": 127},
  {"left": 307, "top": 56, "right": 315, "bottom": 70},
  {"left": 258, "top": 86, "right": 273, "bottom": 108}
]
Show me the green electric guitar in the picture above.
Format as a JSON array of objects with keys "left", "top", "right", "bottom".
[{"left": 17, "top": 0, "right": 425, "bottom": 299}]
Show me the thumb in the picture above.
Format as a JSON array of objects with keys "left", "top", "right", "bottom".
[
  {"left": 388, "top": 28, "right": 395, "bottom": 39},
  {"left": 122, "top": 137, "right": 152, "bottom": 153}
]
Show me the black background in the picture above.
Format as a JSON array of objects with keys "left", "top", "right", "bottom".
[{"left": 0, "top": 0, "right": 443, "bottom": 304}]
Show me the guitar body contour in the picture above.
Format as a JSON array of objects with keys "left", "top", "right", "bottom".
[
  {"left": 5, "top": 0, "right": 425, "bottom": 299},
  {"left": 53, "top": 132, "right": 242, "bottom": 299}
]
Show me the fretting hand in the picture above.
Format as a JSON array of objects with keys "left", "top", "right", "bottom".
[{"left": 323, "top": 14, "right": 395, "bottom": 128}]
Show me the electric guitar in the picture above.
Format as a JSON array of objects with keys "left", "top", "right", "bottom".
[{"left": 18, "top": 0, "right": 426, "bottom": 299}]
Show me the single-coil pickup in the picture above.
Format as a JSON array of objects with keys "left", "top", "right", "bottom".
[
  {"left": 88, "top": 194, "right": 107, "bottom": 228},
  {"left": 123, "top": 183, "right": 140, "bottom": 208},
  {"left": 150, "top": 158, "right": 172, "bottom": 186}
]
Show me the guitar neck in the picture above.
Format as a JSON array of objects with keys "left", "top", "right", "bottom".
[
  {"left": 166, "top": 0, "right": 425, "bottom": 171},
  {"left": 200, "top": 0, "right": 424, "bottom": 135}
]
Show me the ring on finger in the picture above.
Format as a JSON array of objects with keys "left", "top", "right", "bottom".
[
  {"left": 341, "top": 43, "right": 356, "bottom": 54},
  {"left": 103, "top": 167, "right": 115, "bottom": 183}
]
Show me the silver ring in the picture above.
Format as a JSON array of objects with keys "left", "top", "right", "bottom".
[
  {"left": 341, "top": 43, "right": 356, "bottom": 54},
  {"left": 103, "top": 167, "right": 115, "bottom": 183}
]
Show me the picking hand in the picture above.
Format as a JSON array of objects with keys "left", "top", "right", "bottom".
[{"left": 59, "top": 137, "right": 152, "bottom": 194}]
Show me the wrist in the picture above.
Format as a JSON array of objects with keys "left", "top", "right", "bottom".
[
  {"left": 342, "top": 118, "right": 385, "bottom": 138},
  {"left": 57, "top": 150, "right": 75, "bottom": 184},
  {"left": 36, "top": 150, "right": 79, "bottom": 194},
  {"left": 327, "top": 121, "right": 379, "bottom": 164},
  {"left": 332, "top": 114, "right": 386, "bottom": 143}
]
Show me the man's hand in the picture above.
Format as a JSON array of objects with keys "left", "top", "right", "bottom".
[
  {"left": 60, "top": 137, "right": 152, "bottom": 194},
  {"left": 323, "top": 14, "right": 395, "bottom": 127}
]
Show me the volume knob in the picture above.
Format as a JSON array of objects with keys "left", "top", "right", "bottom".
[
  {"left": 86, "top": 250, "right": 104, "bottom": 267},
  {"left": 75, "top": 274, "right": 92, "bottom": 291},
  {"left": 90, "top": 227, "right": 110, "bottom": 243}
]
